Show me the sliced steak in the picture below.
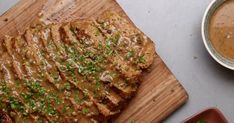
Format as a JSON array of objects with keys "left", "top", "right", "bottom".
[{"left": 0, "top": 11, "right": 155, "bottom": 123}]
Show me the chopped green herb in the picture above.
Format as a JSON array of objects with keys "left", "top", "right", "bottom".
[
  {"left": 98, "top": 43, "right": 103, "bottom": 49},
  {"left": 84, "top": 51, "right": 95, "bottom": 58},
  {"left": 100, "top": 22, "right": 108, "bottom": 29},
  {"left": 9, "top": 96, "right": 25, "bottom": 112},
  {"left": 74, "top": 94, "right": 82, "bottom": 104},
  {"left": 106, "top": 34, "right": 120, "bottom": 45},
  {"left": 38, "top": 88, "right": 46, "bottom": 96},
  {"left": 28, "top": 99, "right": 36, "bottom": 110},
  {"left": 126, "top": 51, "right": 134, "bottom": 59},
  {"left": 130, "top": 119, "right": 136, "bottom": 123},
  {"left": 113, "top": 33, "right": 120, "bottom": 44},
  {"left": 138, "top": 55, "right": 145, "bottom": 63},
  {"left": 95, "top": 80, "right": 101, "bottom": 90},
  {"left": 95, "top": 55, "right": 105, "bottom": 63},
  {"left": 64, "top": 83, "right": 71, "bottom": 90},
  {"left": 86, "top": 62, "right": 97, "bottom": 72},
  {"left": 41, "top": 60, "right": 47, "bottom": 66},
  {"left": 71, "top": 27, "right": 77, "bottom": 34},
  {"left": 65, "top": 62, "right": 75, "bottom": 76},
  {"left": 38, "top": 72, "right": 45, "bottom": 79},
  {"left": 26, "top": 81, "right": 44, "bottom": 94},
  {"left": 197, "top": 120, "right": 206, "bottom": 123},
  {"left": 62, "top": 106, "right": 67, "bottom": 113},
  {"left": 50, "top": 94, "right": 61, "bottom": 105},
  {"left": 21, "top": 92, "right": 33, "bottom": 101},
  {"left": 0, "top": 82, "right": 10, "bottom": 96},
  {"left": 82, "top": 108, "right": 89, "bottom": 114},
  {"left": 94, "top": 27, "right": 101, "bottom": 36},
  {"left": 105, "top": 45, "right": 114, "bottom": 56},
  {"left": 15, "top": 80, "right": 22, "bottom": 88},
  {"left": 38, "top": 119, "right": 44, "bottom": 123},
  {"left": 106, "top": 38, "right": 112, "bottom": 46},
  {"left": 23, "top": 116, "right": 29, "bottom": 123},
  {"left": 79, "top": 55, "right": 85, "bottom": 62},
  {"left": 66, "top": 62, "right": 73, "bottom": 70},
  {"left": 44, "top": 104, "right": 57, "bottom": 116}
]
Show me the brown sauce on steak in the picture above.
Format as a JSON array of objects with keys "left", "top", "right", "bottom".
[{"left": 0, "top": 11, "right": 155, "bottom": 123}]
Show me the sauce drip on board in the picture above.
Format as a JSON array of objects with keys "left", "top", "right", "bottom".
[{"left": 209, "top": 0, "right": 234, "bottom": 60}]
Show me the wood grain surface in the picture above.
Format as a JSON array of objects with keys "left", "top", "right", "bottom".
[{"left": 0, "top": 0, "right": 188, "bottom": 122}]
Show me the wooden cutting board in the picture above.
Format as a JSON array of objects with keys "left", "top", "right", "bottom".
[{"left": 0, "top": 0, "right": 188, "bottom": 122}]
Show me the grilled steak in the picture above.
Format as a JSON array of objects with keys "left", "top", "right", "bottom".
[{"left": 0, "top": 11, "right": 155, "bottom": 123}]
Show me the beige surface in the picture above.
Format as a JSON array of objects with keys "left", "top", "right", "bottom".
[{"left": 0, "top": 0, "right": 188, "bottom": 122}]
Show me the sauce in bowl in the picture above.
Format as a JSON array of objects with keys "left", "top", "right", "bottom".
[{"left": 209, "top": 0, "right": 234, "bottom": 60}]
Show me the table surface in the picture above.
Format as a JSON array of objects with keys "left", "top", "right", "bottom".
[{"left": 1, "top": 0, "right": 234, "bottom": 122}]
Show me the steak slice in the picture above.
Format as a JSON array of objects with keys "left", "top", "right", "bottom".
[{"left": 0, "top": 11, "right": 155, "bottom": 123}]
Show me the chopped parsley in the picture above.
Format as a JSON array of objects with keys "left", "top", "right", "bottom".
[
  {"left": 98, "top": 43, "right": 103, "bottom": 49},
  {"left": 25, "top": 81, "right": 45, "bottom": 95},
  {"left": 93, "top": 27, "right": 101, "bottom": 36},
  {"left": 130, "top": 119, "right": 136, "bottom": 123},
  {"left": 78, "top": 55, "right": 85, "bottom": 62},
  {"left": 74, "top": 94, "right": 82, "bottom": 104},
  {"left": 64, "top": 83, "right": 71, "bottom": 90},
  {"left": 82, "top": 108, "right": 89, "bottom": 114},
  {"left": 62, "top": 106, "right": 68, "bottom": 113},
  {"left": 43, "top": 104, "right": 57, "bottom": 116},
  {"left": 9, "top": 96, "right": 25, "bottom": 112},
  {"left": 106, "top": 34, "right": 120, "bottom": 45},
  {"left": 95, "top": 80, "right": 101, "bottom": 90},
  {"left": 197, "top": 120, "right": 206, "bottom": 123},
  {"left": 71, "top": 27, "right": 77, "bottom": 34},
  {"left": 126, "top": 50, "right": 134, "bottom": 59},
  {"left": 95, "top": 55, "right": 105, "bottom": 63},
  {"left": 138, "top": 55, "right": 145, "bottom": 63}
]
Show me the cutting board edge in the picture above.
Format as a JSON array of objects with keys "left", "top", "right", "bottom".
[
  {"left": 0, "top": 0, "right": 189, "bottom": 122},
  {"left": 157, "top": 54, "right": 189, "bottom": 122}
]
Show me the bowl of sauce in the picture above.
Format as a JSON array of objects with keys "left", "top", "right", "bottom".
[{"left": 202, "top": 0, "right": 234, "bottom": 70}]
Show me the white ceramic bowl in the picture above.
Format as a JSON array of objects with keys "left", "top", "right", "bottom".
[{"left": 202, "top": 0, "right": 234, "bottom": 70}]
